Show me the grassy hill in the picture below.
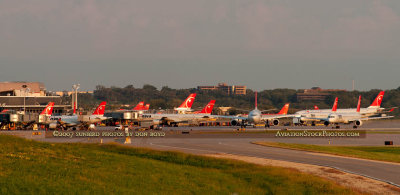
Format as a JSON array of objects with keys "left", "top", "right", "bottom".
[{"left": 0, "top": 135, "right": 358, "bottom": 194}]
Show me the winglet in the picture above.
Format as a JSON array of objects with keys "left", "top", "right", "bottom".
[
  {"left": 369, "top": 91, "right": 384, "bottom": 108},
  {"left": 40, "top": 102, "right": 55, "bottom": 116},
  {"left": 314, "top": 105, "right": 319, "bottom": 110},
  {"left": 92, "top": 101, "right": 107, "bottom": 115},
  {"left": 199, "top": 100, "right": 216, "bottom": 114},
  {"left": 133, "top": 102, "right": 145, "bottom": 110},
  {"left": 178, "top": 93, "right": 197, "bottom": 109},
  {"left": 332, "top": 97, "right": 338, "bottom": 112},
  {"left": 357, "top": 95, "right": 362, "bottom": 113},
  {"left": 277, "top": 104, "right": 290, "bottom": 115}
]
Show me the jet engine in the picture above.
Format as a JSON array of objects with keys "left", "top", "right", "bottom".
[
  {"left": 354, "top": 120, "right": 363, "bottom": 127},
  {"left": 153, "top": 119, "right": 163, "bottom": 125},
  {"left": 273, "top": 119, "right": 280, "bottom": 126},
  {"left": 230, "top": 119, "right": 239, "bottom": 126},
  {"left": 324, "top": 121, "right": 330, "bottom": 126},
  {"left": 49, "top": 122, "right": 58, "bottom": 129}
]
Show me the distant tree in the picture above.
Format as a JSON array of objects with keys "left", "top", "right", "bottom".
[{"left": 143, "top": 84, "right": 157, "bottom": 91}]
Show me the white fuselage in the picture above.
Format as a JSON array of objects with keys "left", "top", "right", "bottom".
[
  {"left": 248, "top": 109, "right": 262, "bottom": 124},
  {"left": 140, "top": 113, "right": 210, "bottom": 124},
  {"left": 295, "top": 107, "right": 381, "bottom": 123},
  {"left": 326, "top": 113, "right": 362, "bottom": 124}
]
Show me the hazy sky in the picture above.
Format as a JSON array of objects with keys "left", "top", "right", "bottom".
[{"left": 1, "top": 0, "right": 399, "bottom": 91}]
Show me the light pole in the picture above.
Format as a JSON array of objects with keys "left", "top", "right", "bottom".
[
  {"left": 22, "top": 85, "right": 30, "bottom": 114},
  {"left": 72, "top": 84, "right": 80, "bottom": 114}
]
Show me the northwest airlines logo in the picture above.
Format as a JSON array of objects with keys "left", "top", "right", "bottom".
[
  {"left": 376, "top": 95, "right": 383, "bottom": 103},
  {"left": 96, "top": 105, "right": 105, "bottom": 112},
  {"left": 205, "top": 103, "right": 214, "bottom": 112},
  {"left": 185, "top": 97, "right": 194, "bottom": 108}
]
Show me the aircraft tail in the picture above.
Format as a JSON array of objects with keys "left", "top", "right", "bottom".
[
  {"left": 369, "top": 91, "right": 384, "bottom": 108},
  {"left": 145, "top": 104, "right": 150, "bottom": 110},
  {"left": 133, "top": 102, "right": 145, "bottom": 110},
  {"left": 332, "top": 97, "right": 338, "bottom": 112},
  {"left": 199, "top": 100, "right": 216, "bottom": 114},
  {"left": 92, "top": 101, "right": 107, "bottom": 115},
  {"left": 357, "top": 95, "right": 362, "bottom": 113},
  {"left": 314, "top": 105, "right": 319, "bottom": 110},
  {"left": 1, "top": 109, "right": 9, "bottom": 113},
  {"left": 277, "top": 104, "right": 290, "bottom": 115},
  {"left": 178, "top": 93, "right": 197, "bottom": 109},
  {"left": 40, "top": 102, "right": 55, "bottom": 116},
  {"left": 255, "top": 91, "right": 258, "bottom": 109}
]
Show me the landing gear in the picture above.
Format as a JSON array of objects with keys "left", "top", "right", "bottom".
[{"left": 265, "top": 120, "right": 270, "bottom": 128}]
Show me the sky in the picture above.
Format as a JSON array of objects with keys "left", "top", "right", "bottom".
[{"left": 0, "top": 0, "right": 399, "bottom": 91}]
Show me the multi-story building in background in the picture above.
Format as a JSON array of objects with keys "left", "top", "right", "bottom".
[
  {"left": 0, "top": 82, "right": 70, "bottom": 114},
  {"left": 198, "top": 83, "right": 247, "bottom": 95},
  {"left": 296, "top": 87, "right": 347, "bottom": 101}
]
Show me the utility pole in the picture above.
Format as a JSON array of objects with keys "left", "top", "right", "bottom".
[{"left": 352, "top": 80, "right": 355, "bottom": 91}]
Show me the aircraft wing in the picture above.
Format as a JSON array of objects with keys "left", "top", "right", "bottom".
[
  {"left": 302, "top": 117, "right": 329, "bottom": 122},
  {"left": 353, "top": 115, "right": 394, "bottom": 122},
  {"left": 260, "top": 109, "right": 278, "bottom": 113},
  {"left": 261, "top": 114, "right": 296, "bottom": 120},
  {"left": 211, "top": 115, "right": 247, "bottom": 121},
  {"left": 381, "top": 107, "right": 398, "bottom": 113}
]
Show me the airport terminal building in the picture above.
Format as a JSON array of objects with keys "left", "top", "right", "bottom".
[{"left": 0, "top": 82, "right": 70, "bottom": 114}]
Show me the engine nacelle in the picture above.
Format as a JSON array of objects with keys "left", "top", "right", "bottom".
[
  {"left": 324, "top": 121, "right": 330, "bottom": 126},
  {"left": 230, "top": 119, "right": 239, "bottom": 126},
  {"left": 49, "top": 122, "right": 58, "bottom": 129},
  {"left": 273, "top": 119, "right": 280, "bottom": 126},
  {"left": 153, "top": 119, "right": 163, "bottom": 125},
  {"left": 354, "top": 120, "right": 363, "bottom": 127}
]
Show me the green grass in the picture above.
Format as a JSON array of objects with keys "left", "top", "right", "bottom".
[
  {"left": 254, "top": 142, "right": 400, "bottom": 163},
  {"left": 0, "top": 135, "right": 359, "bottom": 195}
]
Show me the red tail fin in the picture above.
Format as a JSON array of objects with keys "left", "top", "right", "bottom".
[
  {"left": 255, "top": 91, "right": 258, "bottom": 109},
  {"left": 1, "top": 109, "right": 9, "bottom": 113},
  {"left": 369, "top": 91, "right": 384, "bottom": 108},
  {"left": 199, "top": 100, "right": 216, "bottom": 114},
  {"left": 178, "top": 93, "right": 197, "bottom": 109},
  {"left": 145, "top": 104, "right": 150, "bottom": 110},
  {"left": 133, "top": 102, "right": 145, "bottom": 110},
  {"left": 277, "top": 104, "right": 290, "bottom": 115},
  {"left": 92, "top": 101, "right": 107, "bottom": 115},
  {"left": 40, "top": 102, "right": 55, "bottom": 116},
  {"left": 332, "top": 97, "right": 338, "bottom": 112},
  {"left": 357, "top": 95, "right": 362, "bottom": 113},
  {"left": 314, "top": 105, "right": 319, "bottom": 110}
]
